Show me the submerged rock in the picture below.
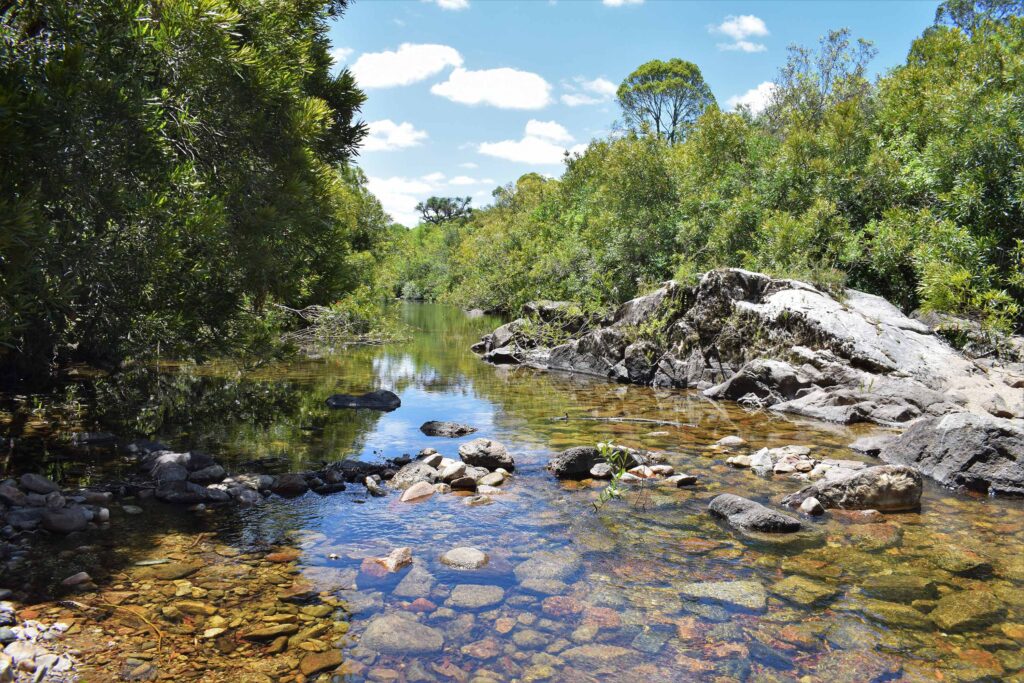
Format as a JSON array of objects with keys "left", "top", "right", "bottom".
[
  {"left": 930, "top": 591, "right": 1006, "bottom": 632},
  {"left": 771, "top": 576, "right": 837, "bottom": 606},
  {"left": 325, "top": 389, "right": 401, "bottom": 412},
  {"left": 708, "top": 493, "right": 802, "bottom": 533},
  {"left": 420, "top": 421, "right": 477, "bottom": 437},
  {"left": 680, "top": 580, "right": 767, "bottom": 612},
  {"left": 881, "top": 412, "right": 1024, "bottom": 496},
  {"left": 446, "top": 584, "right": 505, "bottom": 609},
  {"left": 781, "top": 465, "right": 922, "bottom": 511},
  {"left": 440, "top": 547, "right": 489, "bottom": 570},
  {"left": 399, "top": 481, "right": 435, "bottom": 503},
  {"left": 361, "top": 614, "right": 444, "bottom": 654}
]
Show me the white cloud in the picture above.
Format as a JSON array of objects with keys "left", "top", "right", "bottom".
[
  {"left": 449, "top": 175, "right": 495, "bottom": 186},
  {"left": 432, "top": 0, "right": 469, "bottom": 9},
  {"left": 603, "top": 0, "right": 643, "bottom": 6},
  {"left": 712, "top": 14, "right": 769, "bottom": 53},
  {"left": 330, "top": 47, "right": 353, "bottom": 67},
  {"left": 727, "top": 81, "right": 776, "bottom": 115},
  {"left": 432, "top": 67, "right": 552, "bottom": 109},
  {"left": 351, "top": 43, "right": 462, "bottom": 88},
  {"left": 478, "top": 119, "right": 584, "bottom": 165},
  {"left": 363, "top": 119, "right": 428, "bottom": 152},
  {"left": 421, "top": 172, "right": 446, "bottom": 184},
  {"left": 459, "top": 162, "right": 478, "bottom": 169},
  {"left": 366, "top": 176, "right": 437, "bottom": 226},
  {"left": 561, "top": 76, "right": 617, "bottom": 106}
]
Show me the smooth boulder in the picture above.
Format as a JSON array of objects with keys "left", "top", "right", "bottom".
[
  {"left": 420, "top": 421, "right": 477, "bottom": 437},
  {"left": 546, "top": 445, "right": 639, "bottom": 480},
  {"left": 708, "top": 493, "right": 802, "bottom": 533},
  {"left": 781, "top": 465, "right": 922, "bottom": 512},
  {"left": 325, "top": 390, "right": 401, "bottom": 412},
  {"left": 459, "top": 439, "right": 514, "bottom": 472}
]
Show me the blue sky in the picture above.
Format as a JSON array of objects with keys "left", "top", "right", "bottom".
[{"left": 328, "top": 0, "right": 939, "bottom": 226}]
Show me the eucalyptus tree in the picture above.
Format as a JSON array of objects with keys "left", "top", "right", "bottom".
[{"left": 616, "top": 59, "right": 715, "bottom": 144}]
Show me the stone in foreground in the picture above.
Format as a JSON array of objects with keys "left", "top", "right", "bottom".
[
  {"left": 708, "top": 493, "right": 802, "bottom": 533},
  {"left": 361, "top": 614, "right": 444, "bottom": 654},
  {"left": 680, "top": 580, "right": 767, "bottom": 612},
  {"left": 781, "top": 465, "right": 922, "bottom": 511},
  {"left": 325, "top": 389, "right": 401, "bottom": 412}
]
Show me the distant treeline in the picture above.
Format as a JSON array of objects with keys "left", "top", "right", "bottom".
[{"left": 387, "top": 2, "right": 1024, "bottom": 335}]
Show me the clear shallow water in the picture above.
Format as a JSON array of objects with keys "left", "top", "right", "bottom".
[{"left": 6, "top": 303, "right": 1024, "bottom": 682}]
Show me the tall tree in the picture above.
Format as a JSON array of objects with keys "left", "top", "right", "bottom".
[
  {"left": 416, "top": 197, "right": 473, "bottom": 225},
  {"left": 616, "top": 59, "right": 715, "bottom": 144}
]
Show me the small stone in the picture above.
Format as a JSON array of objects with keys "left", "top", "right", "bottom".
[
  {"left": 399, "top": 481, "right": 435, "bottom": 503},
  {"left": 716, "top": 436, "right": 747, "bottom": 448},
  {"left": 203, "top": 628, "right": 227, "bottom": 639},
  {"left": 930, "top": 591, "right": 1006, "bottom": 632},
  {"left": 300, "top": 650, "right": 343, "bottom": 676},
  {"left": 799, "top": 497, "right": 824, "bottom": 515},
  {"left": 679, "top": 580, "right": 767, "bottom": 612},
  {"left": 361, "top": 614, "right": 444, "bottom": 654},
  {"left": 664, "top": 474, "right": 697, "bottom": 487},
  {"left": 19, "top": 473, "right": 59, "bottom": 494},
  {"left": 446, "top": 585, "right": 505, "bottom": 610},
  {"left": 61, "top": 571, "right": 92, "bottom": 587},
  {"left": 241, "top": 623, "right": 300, "bottom": 641},
  {"left": 440, "top": 547, "right": 489, "bottom": 570},
  {"left": 374, "top": 547, "right": 413, "bottom": 573}
]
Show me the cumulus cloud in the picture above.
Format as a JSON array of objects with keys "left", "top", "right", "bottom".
[
  {"left": 712, "top": 14, "right": 769, "bottom": 53},
  {"left": 449, "top": 175, "right": 495, "bottom": 186},
  {"left": 351, "top": 43, "right": 462, "bottom": 88},
  {"left": 330, "top": 47, "right": 353, "bottom": 67},
  {"left": 459, "top": 162, "right": 478, "bottom": 169},
  {"left": 366, "top": 175, "right": 437, "bottom": 226},
  {"left": 432, "top": 0, "right": 469, "bottom": 9},
  {"left": 561, "top": 76, "right": 617, "bottom": 106},
  {"left": 478, "top": 119, "right": 585, "bottom": 165},
  {"left": 603, "top": 0, "right": 643, "bottom": 6},
  {"left": 726, "top": 81, "right": 776, "bottom": 115},
  {"left": 363, "top": 119, "right": 429, "bottom": 152},
  {"left": 432, "top": 67, "right": 552, "bottom": 109}
]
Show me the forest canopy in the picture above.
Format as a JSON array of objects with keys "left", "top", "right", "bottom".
[{"left": 386, "top": 7, "right": 1024, "bottom": 336}]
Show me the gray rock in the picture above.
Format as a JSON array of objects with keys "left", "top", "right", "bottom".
[
  {"left": 708, "top": 494, "right": 802, "bottom": 533},
  {"left": 270, "top": 473, "right": 309, "bottom": 497},
  {"left": 155, "top": 480, "right": 231, "bottom": 505},
  {"left": 420, "top": 421, "right": 477, "bottom": 437},
  {"left": 5, "top": 507, "right": 45, "bottom": 530},
  {"left": 390, "top": 462, "right": 440, "bottom": 490},
  {"left": 881, "top": 412, "right": 1024, "bottom": 496},
  {"left": 19, "top": 473, "right": 59, "bottom": 495},
  {"left": 848, "top": 434, "right": 896, "bottom": 456},
  {"left": 0, "top": 485, "right": 26, "bottom": 507},
  {"left": 361, "top": 614, "right": 444, "bottom": 654},
  {"left": 514, "top": 550, "right": 581, "bottom": 584},
  {"left": 439, "top": 462, "right": 467, "bottom": 483},
  {"left": 393, "top": 565, "right": 435, "bottom": 599},
  {"left": 364, "top": 477, "right": 387, "bottom": 497},
  {"left": 446, "top": 584, "right": 504, "bottom": 609},
  {"left": 547, "top": 327, "right": 627, "bottom": 378},
  {"left": 679, "top": 580, "right": 767, "bottom": 612},
  {"left": 458, "top": 439, "right": 514, "bottom": 472},
  {"left": 546, "top": 446, "right": 639, "bottom": 480},
  {"left": 704, "top": 359, "right": 813, "bottom": 407},
  {"left": 325, "top": 389, "right": 401, "bottom": 412},
  {"left": 41, "top": 506, "right": 90, "bottom": 534},
  {"left": 440, "top": 547, "right": 488, "bottom": 570},
  {"left": 781, "top": 465, "right": 922, "bottom": 511},
  {"left": 188, "top": 464, "right": 226, "bottom": 484},
  {"left": 477, "top": 471, "right": 505, "bottom": 487}
]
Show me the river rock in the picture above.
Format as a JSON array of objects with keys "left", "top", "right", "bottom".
[
  {"left": 881, "top": 412, "right": 1024, "bottom": 496},
  {"left": 420, "top": 421, "right": 477, "bottom": 437},
  {"left": 299, "top": 650, "right": 343, "bottom": 677},
  {"left": 478, "top": 471, "right": 505, "bottom": 487},
  {"left": 373, "top": 547, "right": 413, "bottom": 573},
  {"left": 19, "top": 473, "right": 59, "bottom": 495},
  {"left": 930, "top": 591, "right": 1006, "bottom": 632},
  {"left": 859, "top": 574, "right": 938, "bottom": 603},
  {"left": 708, "top": 494, "right": 802, "bottom": 533},
  {"left": 446, "top": 584, "right": 504, "bottom": 609},
  {"left": 514, "top": 550, "right": 582, "bottom": 584},
  {"left": 393, "top": 565, "right": 435, "bottom": 599},
  {"left": 680, "top": 580, "right": 767, "bottom": 612},
  {"left": 0, "top": 485, "right": 26, "bottom": 507},
  {"left": 458, "top": 439, "right": 514, "bottom": 471},
  {"left": 399, "top": 481, "right": 435, "bottom": 503},
  {"left": 270, "top": 473, "right": 309, "bottom": 497},
  {"left": 188, "top": 464, "right": 226, "bottom": 484},
  {"left": 361, "top": 614, "right": 444, "bottom": 654},
  {"left": 325, "top": 390, "right": 401, "bottom": 412},
  {"left": 771, "top": 576, "right": 837, "bottom": 606},
  {"left": 241, "top": 623, "right": 299, "bottom": 641},
  {"left": 547, "top": 445, "right": 640, "bottom": 479},
  {"left": 439, "top": 462, "right": 467, "bottom": 483},
  {"left": 391, "top": 462, "right": 440, "bottom": 490},
  {"left": 562, "top": 644, "right": 634, "bottom": 664},
  {"left": 41, "top": 506, "right": 90, "bottom": 534},
  {"left": 441, "top": 547, "right": 488, "bottom": 570},
  {"left": 155, "top": 480, "right": 231, "bottom": 505},
  {"left": 781, "top": 465, "right": 922, "bottom": 511}
]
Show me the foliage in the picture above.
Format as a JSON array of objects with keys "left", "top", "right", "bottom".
[
  {"left": 616, "top": 59, "right": 715, "bottom": 143},
  {"left": 593, "top": 442, "right": 634, "bottom": 509},
  {"left": 0, "top": 0, "right": 384, "bottom": 380},
  {"left": 416, "top": 196, "right": 473, "bottom": 225},
  {"left": 387, "top": 14, "right": 1024, "bottom": 337}
]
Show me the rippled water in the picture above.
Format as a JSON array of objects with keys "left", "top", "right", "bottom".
[{"left": 6, "top": 303, "right": 1024, "bottom": 681}]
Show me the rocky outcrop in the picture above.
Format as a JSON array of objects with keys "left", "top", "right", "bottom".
[
  {"left": 475, "top": 268, "right": 1024, "bottom": 495},
  {"left": 781, "top": 465, "right": 922, "bottom": 512},
  {"left": 880, "top": 413, "right": 1024, "bottom": 496}
]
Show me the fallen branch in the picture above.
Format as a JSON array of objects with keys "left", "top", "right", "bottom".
[{"left": 548, "top": 415, "right": 694, "bottom": 428}]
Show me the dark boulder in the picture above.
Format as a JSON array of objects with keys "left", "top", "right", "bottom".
[
  {"left": 881, "top": 413, "right": 1024, "bottom": 496},
  {"left": 546, "top": 445, "right": 641, "bottom": 480},
  {"left": 704, "top": 359, "right": 814, "bottom": 407},
  {"left": 271, "top": 473, "right": 310, "bottom": 497},
  {"left": 708, "top": 494, "right": 802, "bottom": 533},
  {"left": 155, "top": 481, "right": 231, "bottom": 505},
  {"left": 326, "top": 390, "right": 401, "bottom": 412},
  {"left": 41, "top": 506, "right": 91, "bottom": 534},
  {"left": 420, "top": 421, "right": 477, "bottom": 438},
  {"left": 19, "top": 473, "right": 60, "bottom": 495}
]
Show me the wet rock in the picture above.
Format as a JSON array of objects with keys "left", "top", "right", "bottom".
[
  {"left": 446, "top": 584, "right": 504, "bottom": 610},
  {"left": 400, "top": 481, "right": 435, "bottom": 503},
  {"left": 781, "top": 465, "right": 922, "bottom": 511},
  {"left": 679, "top": 580, "right": 767, "bottom": 612},
  {"left": 361, "top": 614, "right": 444, "bottom": 654},
  {"left": 393, "top": 565, "right": 435, "bottom": 599},
  {"left": 420, "top": 421, "right": 477, "bottom": 437},
  {"left": 19, "top": 473, "right": 59, "bottom": 495},
  {"left": 514, "top": 550, "right": 582, "bottom": 584},
  {"left": 132, "top": 561, "right": 202, "bottom": 581},
  {"left": 478, "top": 471, "right": 505, "bottom": 487},
  {"left": 156, "top": 480, "right": 231, "bottom": 505},
  {"left": 373, "top": 547, "right": 413, "bottom": 573},
  {"left": 704, "top": 359, "right": 813, "bottom": 406},
  {"left": 546, "top": 446, "right": 638, "bottom": 480},
  {"left": 270, "top": 473, "right": 309, "bottom": 497},
  {"left": 459, "top": 439, "right": 515, "bottom": 472},
  {"left": 663, "top": 474, "right": 698, "bottom": 487},
  {"left": 441, "top": 547, "right": 489, "bottom": 570},
  {"left": 708, "top": 494, "right": 802, "bottom": 533},
  {"left": 0, "top": 485, "right": 26, "bottom": 507},
  {"left": 812, "top": 650, "right": 902, "bottom": 683},
  {"left": 715, "top": 436, "right": 747, "bottom": 448},
  {"left": 41, "top": 506, "right": 89, "bottom": 534},
  {"left": 391, "top": 462, "right": 440, "bottom": 490},
  {"left": 859, "top": 574, "right": 938, "bottom": 602},
  {"left": 241, "top": 623, "right": 299, "bottom": 641},
  {"left": 325, "top": 389, "right": 401, "bottom": 412},
  {"left": 364, "top": 477, "right": 387, "bottom": 497},
  {"left": 439, "top": 462, "right": 467, "bottom": 483},
  {"left": 300, "top": 650, "right": 342, "bottom": 676},
  {"left": 858, "top": 599, "right": 934, "bottom": 630},
  {"left": 930, "top": 591, "right": 1006, "bottom": 632},
  {"left": 881, "top": 412, "right": 1024, "bottom": 496},
  {"left": 60, "top": 571, "right": 93, "bottom": 587},
  {"left": 848, "top": 434, "right": 896, "bottom": 456},
  {"left": 771, "top": 576, "right": 837, "bottom": 606},
  {"left": 450, "top": 476, "right": 478, "bottom": 492},
  {"left": 188, "top": 464, "right": 226, "bottom": 484},
  {"left": 799, "top": 497, "right": 824, "bottom": 515},
  {"left": 561, "top": 644, "right": 634, "bottom": 665}
]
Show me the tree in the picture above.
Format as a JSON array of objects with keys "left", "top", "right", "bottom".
[
  {"left": 416, "top": 197, "right": 473, "bottom": 225},
  {"left": 934, "top": 0, "right": 1024, "bottom": 32},
  {"left": 616, "top": 59, "right": 715, "bottom": 144}
]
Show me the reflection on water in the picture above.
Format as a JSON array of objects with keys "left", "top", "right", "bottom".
[{"left": 6, "top": 303, "right": 1024, "bottom": 681}]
